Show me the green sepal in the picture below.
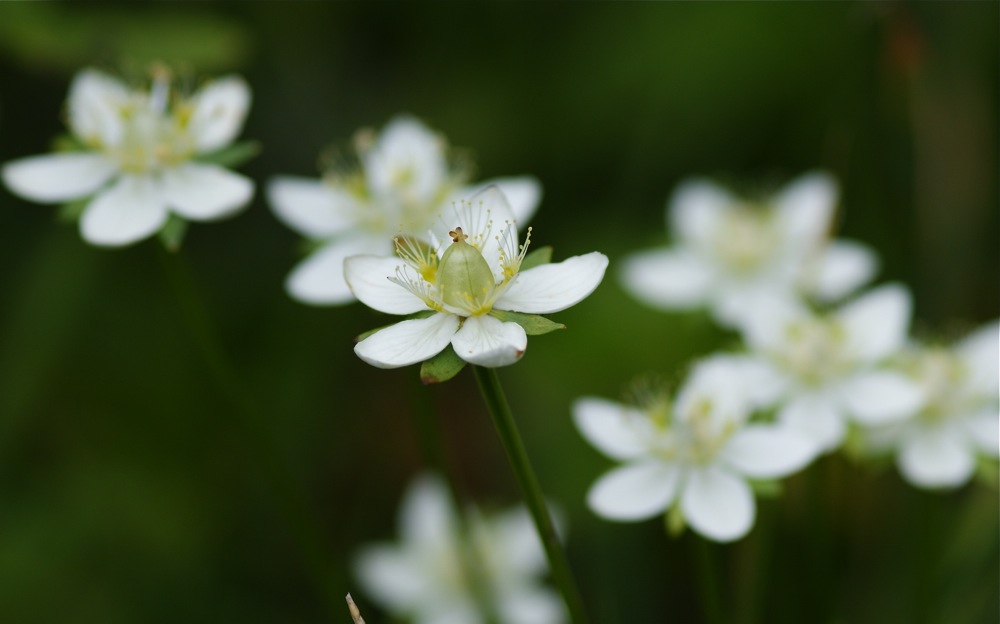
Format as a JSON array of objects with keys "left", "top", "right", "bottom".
[
  {"left": 194, "top": 140, "right": 260, "bottom": 168},
  {"left": 420, "top": 344, "right": 467, "bottom": 385},
  {"left": 158, "top": 214, "right": 188, "bottom": 252},
  {"left": 520, "top": 245, "right": 552, "bottom": 271},
  {"left": 354, "top": 310, "right": 435, "bottom": 343},
  {"left": 57, "top": 196, "right": 90, "bottom": 223},
  {"left": 748, "top": 479, "right": 783, "bottom": 498},
  {"left": 665, "top": 506, "right": 686, "bottom": 537},
  {"left": 51, "top": 134, "right": 89, "bottom": 153},
  {"left": 490, "top": 309, "right": 565, "bottom": 335},
  {"left": 974, "top": 457, "right": 999, "bottom": 487}
]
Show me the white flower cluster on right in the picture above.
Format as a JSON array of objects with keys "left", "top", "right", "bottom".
[{"left": 576, "top": 172, "right": 999, "bottom": 543}]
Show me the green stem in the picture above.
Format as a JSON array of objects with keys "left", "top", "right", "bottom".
[
  {"left": 471, "top": 366, "right": 589, "bottom": 624},
  {"left": 693, "top": 537, "right": 726, "bottom": 624}
]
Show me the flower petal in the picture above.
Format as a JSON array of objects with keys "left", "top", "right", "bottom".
[
  {"left": 365, "top": 115, "right": 446, "bottom": 203},
  {"left": 344, "top": 255, "right": 428, "bottom": 315},
  {"left": 494, "top": 252, "right": 608, "bottom": 314},
  {"left": 353, "top": 545, "right": 428, "bottom": 611},
  {"left": 898, "top": 426, "right": 975, "bottom": 488},
  {"left": 836, "top": 283, "right": 912, "bottom": 363},
  {"left": 497, "top": 587, "right": 567, "bottom": 624},
  {"left": 67, "top": 68, "right": 129, "bottom": 146},
  {"left": 681, "top": 466, "right": 755, "bottom": 542},
  {"left": 806, "top": 239, "right": 878, "bottom": 302},
  {"left": 838, "top": 371, "right": 925, "bottom": 425},
  {"left": 619, "top": 248, "right": 713, "bottom": 310},
  {"left": 2, "top": 153, "right": 118, "bottom": 203},
  {"left": 721, "top": 424, "right": 817, "bottom": 479},
  {"left": 962, "top": 409, "right": 1000, "bottom": 458},
  {"left": 287, "top": 235, "right": 391, "bottom": 305},
  {"left": 463, "top": 176, "right": 542, "bottom": 226},
  {"left": 490, "top": 507, "right": 547, "bottom": 575},
  {"left": 777, "top": 393, "right": 846, "bottom": 452},
  {"left": 587, "top": 461, "right": 680, "bottom": 521},
  {"left": 267, "top": 175, "right": 360, "bottom": 238},
  {"left": 572, "top": 397, "right": 653, "bottom": 461},
  {"left": 451, "top": 314, "right": 527, "bottom": 367},
  {"left": 668, "top": 179, "right": 733, "bottom": 246},
  {"left": 79, "top": 175, "right": 168, "bottom": 247},
  {"left": 354, "top": 313, "right": 459, "bottom": 368},
  {"left": 160, "top": 163, "right": 253, "bottom": 220},
  {"left": 956, "top": 320, "right": 999, "bottom": 397},
  {"left": 400, "top": 475, "right": 458, "bottom": 545},
  {"left": 188, "top": 75, "right": 251, "bottom": 152},
  {"left": 773, "top": 171, "right": 837, "bottom": 246},
  {"left": 739, "top": 294, "right": 810, "bottom": 353}
]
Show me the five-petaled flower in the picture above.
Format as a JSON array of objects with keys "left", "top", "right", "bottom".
[
  {"left": 268, "top": 115, "right": 541, "bottom": 305},
  {"left": 345, "top": 186, "right": 608, "bottom": 368},
  {"left": 573, "top": 355, "right": 817, "bottom": 542},
  {"left": 2, "top": 66, "right": 254, "bottom": 247}
]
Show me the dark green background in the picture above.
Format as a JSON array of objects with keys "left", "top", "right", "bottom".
[{"left": 0, "top": 3, "right": 996, "bottom": 623}]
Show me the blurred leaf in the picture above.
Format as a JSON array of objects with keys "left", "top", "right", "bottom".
[
  {"left": 56, "top": 196, "right": 90, "bottom": 224},
  {"left": 521, "top": 245, "right": 553, "bottom": 271},
  {"left": 194, "top": 141, "right": 260, "bottom": 169},
  {"left": 490, "top": 309, "right": 564, "bottom": 335},
  {"left": 748, "top": 479, "right": 783, "bottom": 498},
  {"left": 158, "top": 214, "right": 189, "bottom": 252},
  {"left": 420, "top": 345, "right": 466, "bottom": 384}
]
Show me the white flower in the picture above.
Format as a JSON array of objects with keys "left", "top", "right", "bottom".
[
  {"left": 268, "top": 115, "right": 542, "bottom": 305},
  {"left": 739, "top": 284, "right": 926, "bottom": 453},
  {"left": 573, "top": 355, "right": 817, "bottom": 543},
  {"left": 2, "top": 67, "right": 254, "bottom": 247},
  {"left": 619, "top": 172, "right": 877, "bottom": 328},
  {"left": 345, "top": 186, "right": 607, "bottom": 368},
  {"left": 353, "top": 474, "right": 567, "bottom": 624},
  {"left": 864, "top": 321, "right": 999, "bottom": 489}
]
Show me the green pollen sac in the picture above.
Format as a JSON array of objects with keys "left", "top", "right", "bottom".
[{"left": 437, "top": 230, "right": 496, "bottom": 315}]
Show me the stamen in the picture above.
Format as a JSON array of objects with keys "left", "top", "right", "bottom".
[{"left": 393, "top": 235, "right": 439, "bottom": 284}]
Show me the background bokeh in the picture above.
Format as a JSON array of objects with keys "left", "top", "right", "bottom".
[{"left": 0, "top": 3, "right": 996, "bottom": 623}]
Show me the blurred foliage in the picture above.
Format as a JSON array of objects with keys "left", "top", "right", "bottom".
[{"left": 0, "top": 2, "right": 996, "bottom": 624}]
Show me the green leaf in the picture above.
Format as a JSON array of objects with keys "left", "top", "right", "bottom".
[
  {"left": 420, "top": 345, "right": 467, "bottom": 384},
  {"left": 748, "top": 479, "right": 783, "bottom": 498},
  {"left": 520, "top": 245, "right": 552, "bottom": 271},
  {"left": 354, "top": 311, "right": 435, "bottom": 343},
  {"left": 194, "top": 141, "right": 260, "bottom": 168},
  {"left": 56, "top": 196, "right": 90, "bottom": 223},
  {"left": 490, "top": 309, "right": 565, "bottom": 335},
  {"left": 158, "top": 214, "right": 189, "bottom": 252}
]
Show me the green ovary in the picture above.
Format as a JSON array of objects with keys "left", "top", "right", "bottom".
[{"left": 437, "top": 232, "right": 496, "bottom": 316}]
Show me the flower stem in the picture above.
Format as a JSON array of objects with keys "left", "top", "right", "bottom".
[{"left": 471, "top": 366, "right": 590, "bottom": 624}]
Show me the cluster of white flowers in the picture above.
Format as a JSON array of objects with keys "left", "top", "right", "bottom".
[
  {"left": 575, "top": 172, "right": 999, "bottom": 543},
  {"left": 353, "top": 475, "right": 566, "bottom": 624}
]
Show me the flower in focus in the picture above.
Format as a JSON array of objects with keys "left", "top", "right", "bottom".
[
  {"left": 345, "top": 186, "right": 607, "bottom": 371},
  {"left": 268, "top": 115, "right": 542, "bottom": 305},
  {"left": 619, "top": 172, "right": 877, "bottom": 328},
  {"left": 738, "top": 284, "right": 926, "bottom": 453},
  {"left": 2, "top": 66, "right": 255, "bottom": 248},
  {"left": 573, "top": 355, "right": 817, "bottom": 542},
  {"left": 353, "top": 474, "right": 567, "bottom": 624},
  {"left": 862, "top": 321, "right": 999, "bottom": 488}
]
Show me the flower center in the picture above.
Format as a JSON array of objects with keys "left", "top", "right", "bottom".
[
  {"left": 711, "top": 207, "right": 777, "bottom": 273},
  {"left": 775, "top": 317, "right": 847, "bottom": 385},
  {"left": 906, "top": 348, "right": 970, "bottom": 424},
  {"left": 437, "top": 226, "right": 497, "bottom": 316}
]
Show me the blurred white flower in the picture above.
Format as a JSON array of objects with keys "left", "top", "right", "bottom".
[
  {"left": 573, "top": 355, "right": 816, "bottom": 543},
  {"left": 739, "top": 284, "right": 926, "bottom": 453},
  {"left": 864, "top": 321, "right": 999, "bottom": 488},
  {"left": 2, "top": 67, "right": 254, "bottom": 247},
  {"left": 346, "top": 186, "right": 607, "bottom": 369},
  {"left": 619, "top": 172, "right": 877, "bottom": 328},
  {"left": 353, "top": 474, "right": 567, "bottom": 624},
  {"left": 268, "top": 115, "right": 542, "bottom": 305}
]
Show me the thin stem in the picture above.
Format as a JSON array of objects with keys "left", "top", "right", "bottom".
[
  {"left": 693, "top": 537, "right": 726, "bottom": 624},
  {"left": 471, "top": 366, "right": 590, "bottom": 624}
]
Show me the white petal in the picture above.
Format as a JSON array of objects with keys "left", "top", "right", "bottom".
[
  {"left": 898, "top": 426, "right": 975, "bottom": 488},
  {"left": 739, "top": 294, "right": 810, "bottom": 353},
  {"left": 497, "top": 588, "right": 567, "bottom": 624},
  {"left": 721, "top": 425, "right": 817, "bottom": 479},
  {"left": 587, "top": 461, "right": 680, "bottom": 521},
  {"left": 79, "top": 175, "right": 168, "bottom": 247},
  {"left": 400, "top": 475, "right": 457, "bottom": 545},
  {"left": 353, "top": 545, "right": 427, "bottom": 611},
  {"left": 668, "top": 179, "right": 733, "bottom": 246},
  {"left": 956, "top": 320, "right": 1000, "bottom": 396},
  {"left": 807, "top": 239, "right": 878, "bottom": 302},
  {"left": 681, "top": 466, "right": 755, "bottom": 543},
  {"left": 67, "top": 68, "right": 129, "bottom": 146},
  {"left": 618, "top": 248, "right": 713, "bottom": 310},
  {"left": 435, "top": 185, "right": 517, "bottom": 277},
  {"left": 494, "top": 252, "right": 608, "bottom": 314},
  {"left": 354, "top": 313, "right": 459, "bottom": 368},
  {"left": 160, "top": 163, "right": 253, "bottom": 220},
  {"left": 572, "top": 397, "right": 653, "bottom": 461},
  {"left": 836, "top": 283, "right": 912, "bottom": 363},
  {"left": 962, "top": 409, "right": 999, "bottom": 457},
  {"left": 287, "top": 235, "right": 391, "bottom": 305},
  {"left": 365, "top": 115, "right": 446, "bottom": 203},
  {"left": 2, "top": 153, "right": 117, "bottom": 203},
  {"left": 451, "top": 314, "right": 527, "bottom": 367},
  {"left": 465, "top": 176, "right": 542, "bottom": 225},
  {"left": 773, "top": 171, "right": 837, "bottom": 246},
  {"left": 777, "top": 394, "right": 847, "bottom": 452},
  {"left": 838, "top": 371, "right": 925, "bottom": 425},
  {"left": 188, "top": 75, "right": 251, "bottom": 152},
  {"left": 344, "top": 255, "right": 428, "bottom": 315},
  {"left": 267, "top": 175, "right": 360, "bottom": 238},
  {"left": 490, "top": 507, "right": 547, "bottom": 575}
]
